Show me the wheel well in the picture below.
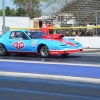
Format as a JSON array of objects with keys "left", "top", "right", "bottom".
[
  {"left": 0, "top": 43, "right": 7, "bottom": 51},
  {"left": 37, "top": 44, "right": 46, "bottom": 53},
  {"left": 0, "top": 43, "right": 6, "bottom": 48}
]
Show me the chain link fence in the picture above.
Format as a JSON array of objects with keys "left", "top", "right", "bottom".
[{"left": 42, "top": 0, "right": 100, "bottom": 36}]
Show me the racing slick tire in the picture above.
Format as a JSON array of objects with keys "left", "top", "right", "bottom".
[
  {"left": 40, "top": 45, "right": 50, "bottom": 58},
  {"left": 0, "top": 44, "right": 8, "bottom": 56}
]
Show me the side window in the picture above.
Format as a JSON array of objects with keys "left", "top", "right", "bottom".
[
  {"left": 10, "top": 31, "right": 29, "bottom": 40},
  {"left": 16, "top": 32, "right": 29, "bottom": 40},
  {"left": 9, "top": 32, "right": 16, "bottom": 39}
]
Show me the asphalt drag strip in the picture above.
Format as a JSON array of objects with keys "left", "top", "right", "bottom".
[
  {"left": 0, "top": 60, "right": 100, "bottom": 84},
  {"left": 0, "top": 76, "right": 100, "bottom": 100}
]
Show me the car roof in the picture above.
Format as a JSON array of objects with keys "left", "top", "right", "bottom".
[
  {"left": 10, "top": 30, "right": 27, "bottom": 32},
  {"left": 10, "top": 30, "right": 42, "bottom": 32}
]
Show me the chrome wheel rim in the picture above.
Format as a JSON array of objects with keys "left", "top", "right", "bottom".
[{"left": 40, "top": 46, "right": 49, "bottom": 57}]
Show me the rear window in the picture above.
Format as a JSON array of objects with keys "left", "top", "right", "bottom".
[{"left": 26, "top": 31, "right": 47, "bottom": 39}]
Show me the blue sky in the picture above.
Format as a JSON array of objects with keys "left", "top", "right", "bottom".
[
  {"left": 0, "top": 0, "right": 67, "bottom": 15},
  {"left": 0, "top": 0, "right": 16, "bottom": 9}
]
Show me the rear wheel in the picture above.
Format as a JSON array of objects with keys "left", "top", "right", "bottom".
[
  {"left": 40, "top": 45, "right": 50, "bottom": 57},
  {"left": 0, "top": 44, "right": 8, "bottom": 56}
]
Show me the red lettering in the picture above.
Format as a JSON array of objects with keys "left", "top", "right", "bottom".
[{"left": 13, "top": 42, "right": 25, "bottom": 49}]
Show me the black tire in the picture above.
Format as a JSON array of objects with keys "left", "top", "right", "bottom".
[
  {"left": 61, "top": 54, "right": 69, "bottom": 57},
  {"left": 0, "top": 44, "right": 8, "bottom": 56},
  {"left": 40, "top": 45, "right": 50, "bottom": 57}
]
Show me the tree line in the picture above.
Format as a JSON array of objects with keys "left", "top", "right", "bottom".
[
  {"left": 0, "top": 7, "right": 31, "bottom": 17},
  {"left": 0, "top": 0, "right": 57, "bottom": 18}
]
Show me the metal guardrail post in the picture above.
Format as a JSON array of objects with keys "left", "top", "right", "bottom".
[{"left": 2, "top": 0, "right": 5, "bottom": 34}]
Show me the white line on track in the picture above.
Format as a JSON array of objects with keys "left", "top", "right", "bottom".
[
  {"left": 0, "top": 71, "right": 100, "bottom": 84},
  {"left": 0, "top": 59, "right": 100, "bottom": 67}
]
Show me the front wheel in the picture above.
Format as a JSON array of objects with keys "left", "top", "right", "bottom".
[
  {"left": 40, "top": 45, "right": 50, "bottom": 57},
  {"left": 0, "top": 44, "right": 8, "bottom": 56}
]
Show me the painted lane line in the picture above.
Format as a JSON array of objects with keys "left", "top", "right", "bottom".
[
  {"left": 1, "top": 61, "right": 100, "bottom": 79},
  {"left": 0, "top": 59, "right": 100, "bottom": 67},
  {"left": 0, "top": 71, "right": 100, "bottom": 84}
]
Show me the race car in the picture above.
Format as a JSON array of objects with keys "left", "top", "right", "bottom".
[{"left": 0, "top": 30, "right": 82, "bottom": 57}]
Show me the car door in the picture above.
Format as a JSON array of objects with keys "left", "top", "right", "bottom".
[{"left": 7, "top": 31, "right": 32, "bottom": 52}]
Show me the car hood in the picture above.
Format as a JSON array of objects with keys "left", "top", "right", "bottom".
[{"left": 42, "top": 34, "right": 79, "bottom": 46}]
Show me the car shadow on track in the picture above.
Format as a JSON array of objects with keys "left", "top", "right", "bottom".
[
  {"left": 0, "top": 54, "right": 81, "bottom": 59},
  {"left": 0, "top": 54, "right": 83, "bottom": 64}
]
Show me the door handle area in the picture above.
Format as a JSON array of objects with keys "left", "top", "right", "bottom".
[{"left": 9, "top": 41, "right": 12, "bottom": 43}]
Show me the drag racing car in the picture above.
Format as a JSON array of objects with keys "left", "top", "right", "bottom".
[{"left": 0, "top": 30, "right": 82, "bottom": 57}]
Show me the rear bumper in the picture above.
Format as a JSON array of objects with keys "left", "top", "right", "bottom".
[{"left": 50, "top": 49, "right": 83, "bottom": 55}]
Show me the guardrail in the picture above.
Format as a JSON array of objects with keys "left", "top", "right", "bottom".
[
  {"left": 10, "top": 26, "right": 100, "bottom": 30},
  {"left": 10, "top": 26, "right": 100, "bottom": 37}
]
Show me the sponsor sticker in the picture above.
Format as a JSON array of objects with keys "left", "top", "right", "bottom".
[
  {"left": 12, "top": 42, "right": 25, "bottom": 49},
  {"left": 62, "top": 40, "right": 76, "bottom": 46},
  {"left": 31, "top": 41, "right": 36, "bottom": 46},
  {"left": 50, "top": 52, "right": 59, "bottom": 54}
]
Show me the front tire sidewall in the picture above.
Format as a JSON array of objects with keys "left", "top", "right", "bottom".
[{"left": 40, "top": 45, "right": 50, "bottom": 57}]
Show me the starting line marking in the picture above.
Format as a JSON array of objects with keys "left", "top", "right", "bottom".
[{"left": 0, "top": 71, "right": 100, "bottom": 84}]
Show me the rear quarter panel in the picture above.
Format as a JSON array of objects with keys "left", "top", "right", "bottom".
[{"left": 0, "top": 32, "right": 10, "bottom": 48}]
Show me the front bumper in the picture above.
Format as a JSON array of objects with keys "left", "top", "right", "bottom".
[{"left": 50, "top": 49, "right": 83, "bottom": 55}]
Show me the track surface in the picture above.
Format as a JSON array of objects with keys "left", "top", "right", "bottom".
[
  {"left": 0, "top": 76, "right": 100, "bottom": 100},
  {"left": 0, "top": 50, "right": 100, "bottom": 100},
  {"left": 0, "top": 51, "right": 100, "bottom": 64}
]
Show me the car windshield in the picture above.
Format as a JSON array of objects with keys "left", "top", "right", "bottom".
[{"left": 26, "top": 31, "right": 47, "bottom": 39}]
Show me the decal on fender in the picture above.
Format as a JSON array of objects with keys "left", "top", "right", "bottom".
[
  {"left": 31, "top": 41, "right": 36, "bottom": 46},
  {"left": 12, "top": 42, "right": 25, "bottom": 49},
  {"left": 62, "top": 40, "right": 76, "bottom": 46}
]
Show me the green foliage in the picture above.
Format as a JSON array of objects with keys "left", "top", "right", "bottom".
[
  {"left": 12, "top": 0, "right": 41, "bottom": 18},
  {"left": 0, "top": 10, "right": 2, "bottom": 16},
  {"left": 10, "top": 8, "right": 16, "bottom": 16},
  {"left": 0, "top": 0, "right": 57, "bottom": 18},
  {"left": 11, "top": 0, "right": 57, "bottom": 18},
  {"left": 16, "top": 7, "right": 25, "bottom": 16},
  {"left": 0, "top": 6, "right": 25, "bottom": 17},
  {"left": 5, "top": 7, "right": 16, "bottom": 16},
  {"left": 5, "top": 7, "right": 11, "bottom": 16}
]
